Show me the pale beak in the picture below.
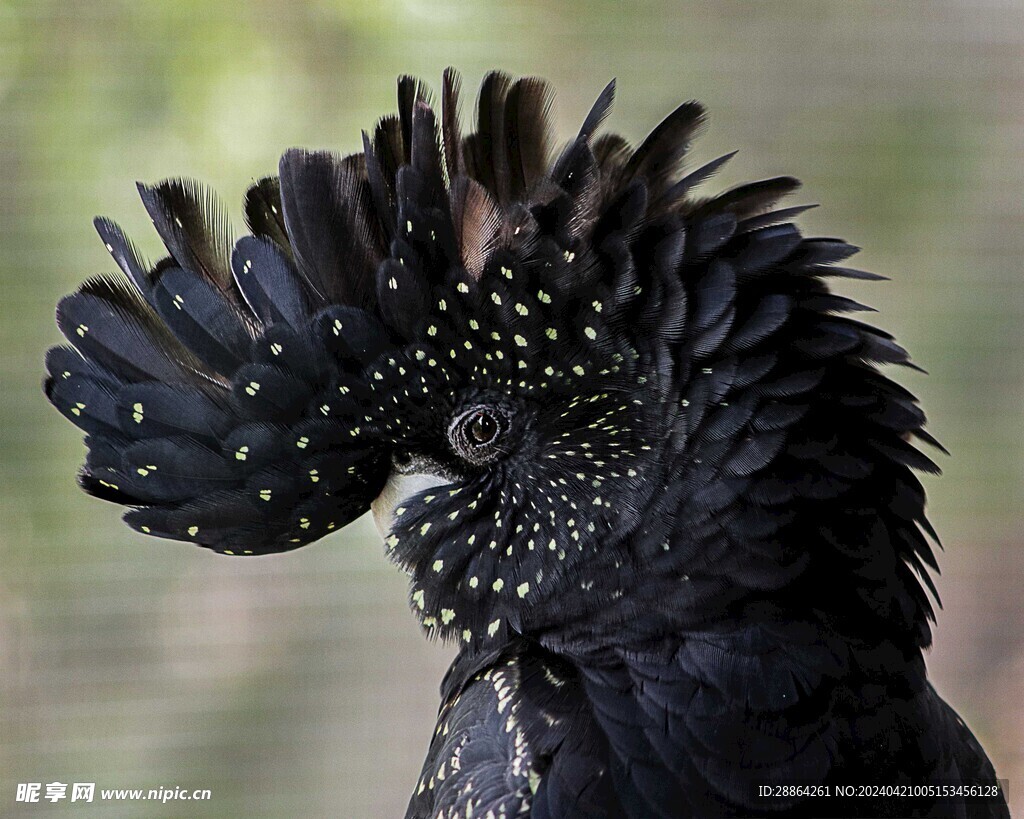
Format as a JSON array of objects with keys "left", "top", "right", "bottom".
[{"left": 371, "top": 456, "right": 453, "bottom": 538}]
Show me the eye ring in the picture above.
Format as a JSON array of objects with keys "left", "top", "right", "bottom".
[{"left": 448, "top": 405, "right": 509, "bottom": 464}]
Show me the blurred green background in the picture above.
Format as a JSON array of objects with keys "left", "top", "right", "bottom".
[{"left": 1, "top": 0, "right": 1022, "bottom": 816}]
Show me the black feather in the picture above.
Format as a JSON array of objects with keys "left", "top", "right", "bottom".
[
  {"left": 622, "top": 99, "right": 705, "bottom": 201},
  {"left": 243, "top": 175, "right": 292, "bottom": 256},
  {"left": 278, "top": 149, "right": 382, "bottom": 308},
  {"left": 441, "top": 66, "right": 464, "bottom": 179},
  {"left": 472, "top": 70, "right": 514, "bottom": 203},
  {"left": 94, "top": 217, "right": 153, "bottom": 296},
  {"left": 578, "top": 78, "right": 616, "bottom": 142},
  {"left": 504, "top": 76, "right": 554, "bottom": 198},
  {"left": 231, "top": 235, "right": 309, "bottom": 329},
  {"left": 137, "top": 178, "right": 238, "bottom": 301}
]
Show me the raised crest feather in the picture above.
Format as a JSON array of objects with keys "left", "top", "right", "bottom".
[{"left": 136, "top": 179, "right": 237, "bottom": 300}]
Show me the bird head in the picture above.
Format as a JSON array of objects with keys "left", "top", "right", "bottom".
[{"left": 46, "top": 69, "right": 941, "bottom": 651}]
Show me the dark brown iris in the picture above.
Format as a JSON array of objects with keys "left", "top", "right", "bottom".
[{"left": 468, "top": 410, "right": 498, "bottom": 444}]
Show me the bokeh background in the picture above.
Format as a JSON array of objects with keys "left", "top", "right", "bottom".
[{"left": 1, "top": 1, "right": 1022, "bottom": 816}]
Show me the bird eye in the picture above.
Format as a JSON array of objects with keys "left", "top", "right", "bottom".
[
  {"left": 468, "top": 411, "right": 498, "bottom": 445},
  {"left": 449, "top": 405, "right": 509, "bottom": 464}
]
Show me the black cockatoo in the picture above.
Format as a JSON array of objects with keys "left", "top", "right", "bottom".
[{"left": 46, "top": 70, "right": 1008, "bottom": 818}]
